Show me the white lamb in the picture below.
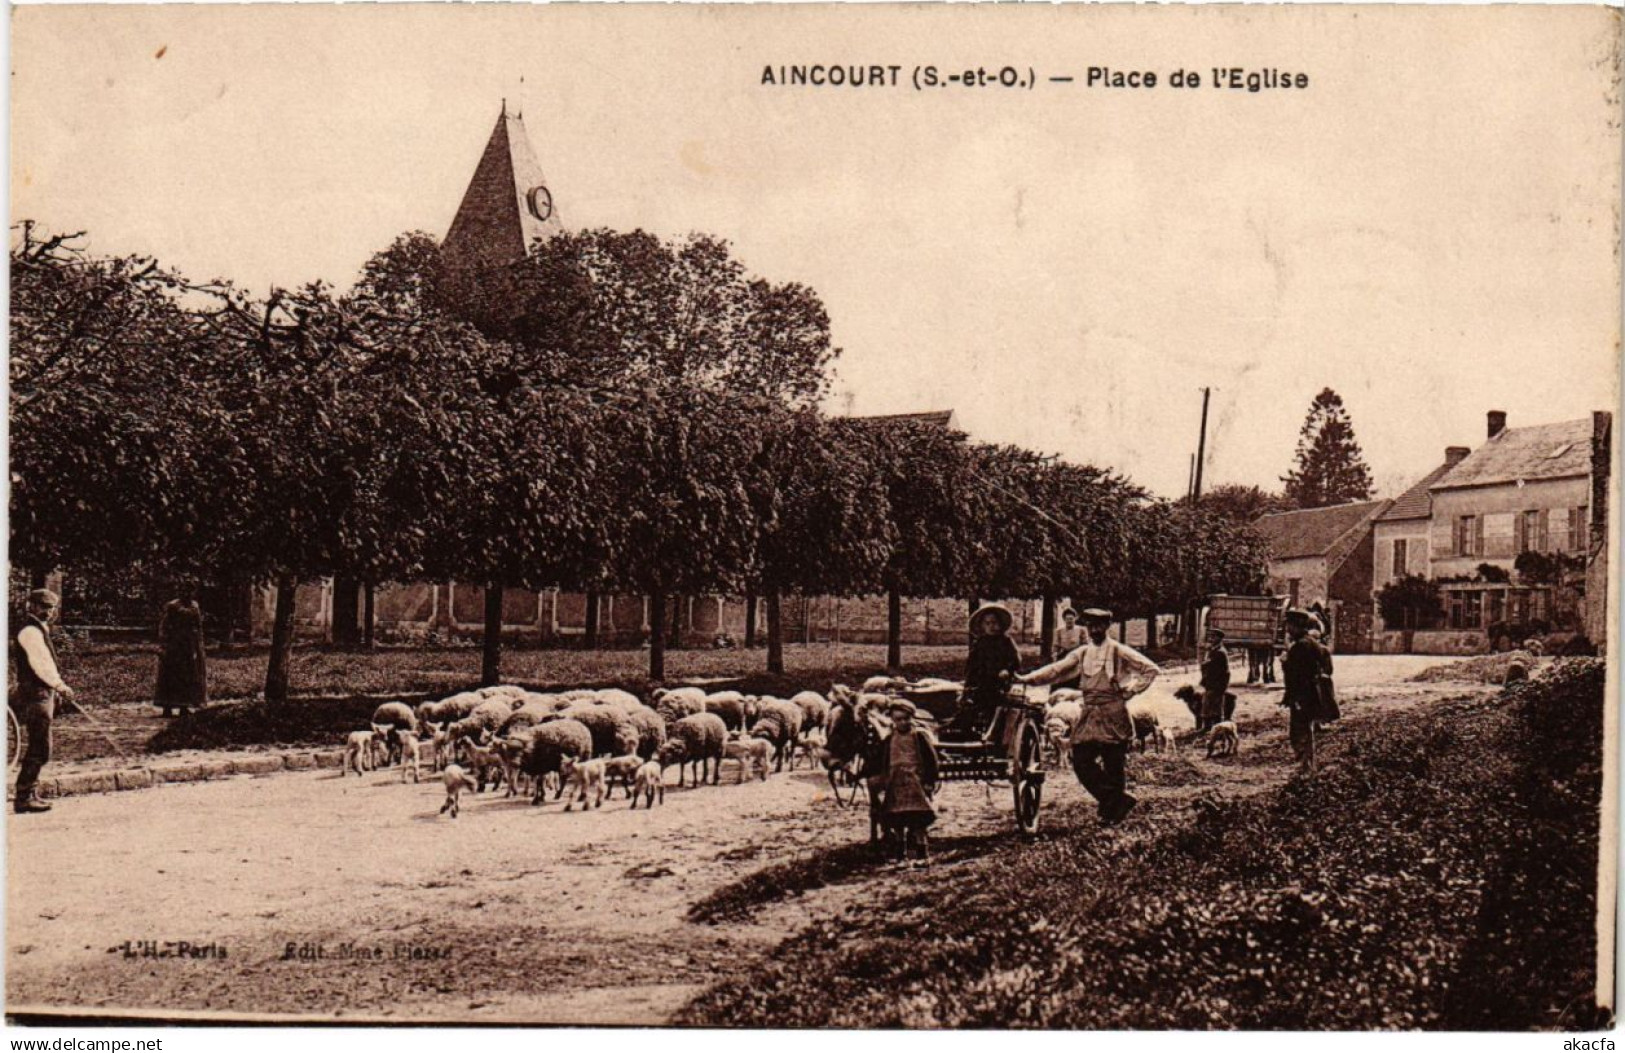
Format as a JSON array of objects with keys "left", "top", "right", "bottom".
[
  {"left": 723, "top": 736, "right": 773, "bottom": 782},
  {"left": 561, "top": 756, "right": 608, "bottom": 812},
  {"left": 439, "top": 764, "right": 477, "bottom": 818},
  {"left": 602, "top": 754, "right": 646, "bottom": 799},
  {"left": 397, "top": 731, "right": 423, "bottom": 782},
  {"left": 630, "top": 761, "right": 665, "bottom": 809},
  {"left": 343, "top": 729, "right": 381, "bottom": 776}
]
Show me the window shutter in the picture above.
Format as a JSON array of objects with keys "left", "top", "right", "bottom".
[
  {"left": 1472, "top": 516, "right": 1484, "bottom": 557},
  {"left": 1537, "top": 509, "right": 1549, "bottom": 553},
  {"left": 1514, "top": 512, "right": 1526, "bottom": 554}
]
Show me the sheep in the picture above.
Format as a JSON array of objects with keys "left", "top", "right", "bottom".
[
  {"left": 1126, "top": 698, "right": 1162, "bottom": 753},
  {"left": 723, "top": 736, "right": 773, "bottom": 782},
  {"left": 630, "top": 760, "right": 665, "bottom": 809},
  {"left": 788, "top": 690, "right": 831, "bottom": 735},
  {"left": 1044, "top": 701, "right": 1081, "bottom": 760},
  {"left": 653, "top": 686, "right": 707, "bottom": 725},
  {"left": 702, "top": 691, "right": 754, "bottom": 732},
  {"left": 560, "top": 756, "right": 608, "bottom": 811},
  {"left": 370, "top": 701, "right": 419, "bottom": 764},
  {"left": 490, "top": 732, "right": 534, "bottom": 798},
  {"left": 519, "top": 719, "right": 594, "bottom": 805},
  {"left": 560, "top": 704, "right": 640, "bottom": 758},
  {"left": 396, "top": 730, "right": 423, "bottom": 782},
  {"left": 343, "top": 729, "right": 382, "bottom": 776},
  {"left": 1207, "top": 721, "right": 1240, "bottom": 758},
  {"left": 439, "top": 764, "right": 478, "bottom": 818},
  {"left": 462, "top": 739, "right": 508, "bottom": 793},
  {"left": 622, "top": 706, "right": 668, "bottom": 760},
  {"left": 1151, "top": 725, "right": 1179, "bottom": 754},
  {"left": 447, "top": 699, "right": 518, "bottom": 754},
  {"left": 748, "top": 698, "right": 805, "bottom": 773},
  {"left": 427, "top": 723, "right": 452, "bottom": 771},
  {"left": 862, "top": 675, "right": 902, "bottom": 693},
  {"left": 499, "top": 700, "right": 561, "bottom": 739},
  {"left": 477, "top": 684, "right": 527, "bottom": 701},
  {"left": 791, "top": 726, "right": 828, "bottom": 771},
  {"left": 657, "top": 712, "right": 728, "bottom": 787},
  {"left": 592, "top": 688, "right": 644, "bottom": 711},
  {"left": 601, "top": 754, "right": 645, "bottom": 798}
]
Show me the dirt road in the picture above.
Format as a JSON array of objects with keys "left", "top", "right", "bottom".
[{"left": 6, "top": 655, "right": 1476, "bottom": 1023}]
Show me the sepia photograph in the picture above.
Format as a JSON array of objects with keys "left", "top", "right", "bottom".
[{"left": 5, "top": 2, "right": 1620, "bottom": 1032}]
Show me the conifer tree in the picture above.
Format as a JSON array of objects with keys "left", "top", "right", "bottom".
[{"left": 1281, "top": 388, "right": 1375, "bottom": 508}]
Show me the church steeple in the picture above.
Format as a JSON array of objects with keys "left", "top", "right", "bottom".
[{"left": 441, "top": 107, "right": 564, "bottom": 276}]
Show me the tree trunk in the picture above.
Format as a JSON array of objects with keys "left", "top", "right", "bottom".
[
  {"left": 331, "top": 575, "right": 360, "bottom": 648},
  {"left": 481, "top": 582, "right": 504, "bottom": 687},
  {"left": 887, "top": 588, "right": 903, "bottom": 670},
  {"left": 362, "top": 581, "right": 376, "bottom": 650},
  {"left": 264, "top": 573, "right": 298, "bottom": 704},
  {"left": 967, "top": 597, "right": 979, "bottom": 620},
  {"left": 1118, "top": 617, "right": 1128, "bottom": 644},
  {"left": 744, "top": 590, "right": 758, "bottom": 648},
  {"left": 1040, "top": 593, "right": 1057, "bottom": 663},
  {"left": 648, "top": 589, "right": 667, "bottom": 682},
  {"left": 766, "top": 590, "right": 784, "bottom": 675},
  {"left": 584, "top": 591, "right": 601, "bottom": 649},
  {"left": 1146, "top": 614, "right": 1158, "bottom": 651}
]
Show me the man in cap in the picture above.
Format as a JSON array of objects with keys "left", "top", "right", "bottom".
[
  {"left": 10, "top": 589, "right": 75, "bottom": 813},
  {"left": 1281, "top": 607, "right": 1331, "bottom": 772},
  {"left": 1017, "top": 607, "right": 1160, "bottom": 826},
  {"left": 1198, "top": 627, "right": 1231, "bottom": 733}
]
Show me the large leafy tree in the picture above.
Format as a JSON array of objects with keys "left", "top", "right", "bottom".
[
  {"left": 1199, "top": 483, "right": 1290, "bottom": 523},
  {"left": 1282, "top": 388, "right": 1375, "bottom": 509},
  {"left": 751, "top": 412, "right": 894, "bottom": 673}
]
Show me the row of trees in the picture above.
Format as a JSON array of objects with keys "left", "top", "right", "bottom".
[{"left": 11, "top": 222, "right": 1267, "bottom": 699}]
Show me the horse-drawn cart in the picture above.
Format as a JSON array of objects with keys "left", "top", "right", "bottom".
[{"left": 852, "top": 680, "right": 1050, "bottom": 837}]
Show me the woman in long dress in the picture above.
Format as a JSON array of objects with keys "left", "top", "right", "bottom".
[{"left": 155, "top": 595, "right": 207, "bottom": 717}]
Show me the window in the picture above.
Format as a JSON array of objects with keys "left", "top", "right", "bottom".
[
  {"left": 1392, "top": 538, "right": 1408, "bottom": 578},
  {"left": 1568, "top": 506, "right": 1587, "bottom": 552},
  {"left": 1287, "top": 579, "right": 1301, "bottom": 607},
  {"left": 1456, "top": 515, "right": 1482, "bottom": 557},
  {"left": 1517, "top": 510, "right": 1539, "bottom": 554},
  {"left": 1463, "top": 591, "right": 1483, "bottom": 629}
]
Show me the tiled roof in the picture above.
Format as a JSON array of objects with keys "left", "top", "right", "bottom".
[
  {"left": 859, "top": 410, "right": 957, "bottom": 429},
  {"left": 442, "top": 109, "right": 565, "bottom": 274},
  {"left": 1255, "top": 499, "right": 1391, "bottom": 561},
  {"left": 1376, "top": 462, "right": 1457, "bottom": 522},
  {"left": 1433, "top": 418, "right": 1593, "bottom": 490}
]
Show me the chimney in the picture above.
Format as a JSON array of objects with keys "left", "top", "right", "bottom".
[
  {"left": 1487, "top": 410, "right": 1507, "bottom": 439},
  {"left": 1445, "top": 446, "right": 1470, "bottom": 465}
]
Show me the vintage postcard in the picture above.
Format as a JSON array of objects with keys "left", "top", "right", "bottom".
[{"left": 6, "top": 2, "right": 1620, "bottom": 1033}]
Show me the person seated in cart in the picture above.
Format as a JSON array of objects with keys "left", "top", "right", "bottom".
[
  {"left": 1016, "top": 607, "right": 1160, "bottom": 827},
  {"left": 879, "top": 699, "right": 940, "bottom": 863},
  {"left": 949, "top": 603, "right": 1021, "bottom": 739}
]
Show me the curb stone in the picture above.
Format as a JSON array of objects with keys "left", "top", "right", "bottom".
[{"left": 28, "top": 747, "right": 352, "bottom": 801}]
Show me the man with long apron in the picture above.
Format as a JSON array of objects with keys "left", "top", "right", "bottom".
[
  {"left": 1018, "top": 607, "right": 1160, "bottom": 826},
  {"left": 10, "top": 589, "right": 75, "bottom": 814}
]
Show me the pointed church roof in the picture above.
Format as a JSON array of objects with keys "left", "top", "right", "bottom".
[{"left": 442, "top": 106, "right": 564, "bottom": 274}]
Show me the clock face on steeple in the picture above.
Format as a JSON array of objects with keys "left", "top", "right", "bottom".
[{"left": 526, "top": 185, "right": 554, "bottom": 222}]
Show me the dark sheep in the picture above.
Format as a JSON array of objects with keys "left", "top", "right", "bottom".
[
  {"left": 1173, "top": 684, "right": 1236, "bottom": 726},
  {"left": 748, "top": 698, "right": 805, "bottom": 773},
  {"left": 520, "top": 719, "right": 594, "bottom": 805},
  {"left": 657, "top": 712, "right": 727, "bottom": 787}
]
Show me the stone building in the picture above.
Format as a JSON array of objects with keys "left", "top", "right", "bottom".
[{"left": 1254, "top": 498, "right": 1392, "bottom": 653}]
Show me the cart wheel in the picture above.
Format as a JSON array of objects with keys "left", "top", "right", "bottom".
[{"left": 1013, "top": 722, "right": 1043, "bottom": 837}]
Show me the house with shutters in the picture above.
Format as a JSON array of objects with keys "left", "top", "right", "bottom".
[{"left": 1371, "top": 410, "right": 1610, "bottom": 654}]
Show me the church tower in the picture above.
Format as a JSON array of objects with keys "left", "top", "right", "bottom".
[{"left": 441, "top": 103, "right": 565, "bottom": 276}]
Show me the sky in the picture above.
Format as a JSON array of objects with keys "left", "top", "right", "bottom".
[{"left": 11, "top": 4, "right": 1621, "bottom": 502}]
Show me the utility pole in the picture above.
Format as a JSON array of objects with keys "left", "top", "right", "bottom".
[
  {"left": 1187, "top": 453, "right": 1196, "bottom": 504},
  {"left": 1193, "top": 386, "right": 1211, "bottom": 504}
]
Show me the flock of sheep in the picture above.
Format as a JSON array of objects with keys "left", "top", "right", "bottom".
[
  {"left": 340, "top": 671, "right": 1244, "bottom": 820},
  {"left": 345, "top": 684, "right": 838, "bottom": 818}
]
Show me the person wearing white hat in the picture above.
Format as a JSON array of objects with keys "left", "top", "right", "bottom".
[{"left": 1017, "top": 607, "right": 1160, "bottom": 826}]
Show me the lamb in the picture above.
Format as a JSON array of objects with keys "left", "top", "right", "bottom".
[
  {"left": 519, "top": 719, "right": 594, "bottom": 805},
  {"left": 559, "top": 704, "right": 640, "bottom": 758},
  {"left": 462, "top": 739, "right": 508, "bottom": 793},
  {"left": 702, "top": 691, "right": 754, "bottom": 732},
  {"left": 748, "top": 698, "right": 805, "bottom": 772},
  {"left": 370, "top": 701, "right": 420, "bottom": 765},
  {"left": 622, "top": 706, "right": 668, "bottom": 760},
  {"left": 791, "top": 726, "right": 828, "bottom": 771},
  {"left": 723, "top": 736, "right": 773, "bottom": 782},
  {"left": 657, "top": 712, "right": 728, "bottom": 787},
  {"left": 630, "top": 760, "right": 665, "bottom": 809},
  {"left": 601, "top": 754, "right": 645, "bottom": 798},
  {"left": 1044, "top": 700, "right": 1082, "bottom": 756},
  {"left": 788, "top": 690, "right": 831, "bottom": 735},
  {"left": 396, "top": 730, "right": 423, "bottom": 782},
  {"left": 427, "top": 723, "right": 452, "bottom": 771},
  {"left": 1207, "top": 721, "right": 1240, "bottom": 758},
  {"left": 343, "top": 729, "right": 382, "bottom": 776},
  {"left": 439, "top": 764, "right": 478, "bottom": 818},
  {"left": 652, "top": 686, "right": 707, "bottom": 724},
  {"left": 560, "top": 756, "right": 608, "bottom": 811}
]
